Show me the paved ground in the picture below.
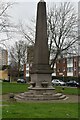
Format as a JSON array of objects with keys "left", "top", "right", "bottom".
[{"left": 0, "top": 94, "right": 79, "bottom": 103}]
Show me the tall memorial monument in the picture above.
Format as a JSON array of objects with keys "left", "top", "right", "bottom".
[
  {"left": 15, "top": 0, "right": 66, "bottom": 101},
  {"left": 29, "top": 0, "right": 54, "bottom": 93}
]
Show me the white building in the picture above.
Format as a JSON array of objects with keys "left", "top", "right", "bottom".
[
  {"left": 26, "top": 64, "right": 29, "bottom": 78},
  {"left": 0, "top": 47, "right": 8, "bottom": 68}
]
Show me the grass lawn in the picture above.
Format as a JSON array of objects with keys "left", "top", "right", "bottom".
[
  {"left": 2, "top": 82, "right": 80, "bottom": 95},
  {"left": 1, "top": 82, "right": 80, "bottom": 119},
  {"left": 2, "top": 82, "right": 29, "bottom": 94},
  {"left": 55, "top": 86, "right": 80, "bottom": 95},
  {"left": 2, "top": 102, "right": 79, "bottom": 118}
]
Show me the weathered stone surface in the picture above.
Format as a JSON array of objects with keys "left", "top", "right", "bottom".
[
  {"left": 30, "top": 1, "right": 52, "bottom": 75},
  {"left": 14, "top": 0, "right": 67, "bottom": 101}
]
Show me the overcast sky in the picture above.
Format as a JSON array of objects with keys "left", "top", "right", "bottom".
[
  {"left": 8, "top": 2, "right": 36, "bottom": 24},
  {"left": 7, "top": 0, "right": 78, "bottom": 24},
  {"left": 1, "top": 0, "right": 79, "bottom": 49},
  {"left": 4, "top": 0, "right": 80, "bottom": 2}
]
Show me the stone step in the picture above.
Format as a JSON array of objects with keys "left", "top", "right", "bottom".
[
  {"left": 53, "top": 93, "right": 62, "bottom": 97},
  {"left": 24, "top": 92, "right": 32, "bottom": 94},
  {"left": 24, "top": 92, "right": 34, "bottom": 96},
  {"left": 59, "top": 95, "right": 66, "bottom": 99},
  {"left": 63, "top": 97, "right": 69, "bottom": 100},
  {"left": 26, "top": 95, "right": 35, "bottom": 97},
  {"left": 26, "top": 95, "right": 43, "bottom": 100},
  {"left": 20, "top": 93, "right": 25, "bottom": 96},
  {"left": 28, "top": 98, "right": 39, "bottom": 100},
  {"left": 14, "top": 92, "right": 67, "bottom": 101},
  {"left": 43, "top": 93, "right": 52, "bottom": 95},
  {"left": 14, "top": 97, "right": 22, "bottom": 101},
  {"left": 14, "top": 97, "right": 27, "bottom": 102},
  {"left": 19, "top": 93, "right": 30, "bottom": 97},
  {"left": 15, "top": 95, "right": 25, "bottom": 99},
  {"left": 35, "top": 95, "right": 43, "bottom": 97}
]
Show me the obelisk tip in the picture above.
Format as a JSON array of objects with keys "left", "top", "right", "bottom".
[{"left": 40, "top": 0, "right": 44, "bottom": 2}]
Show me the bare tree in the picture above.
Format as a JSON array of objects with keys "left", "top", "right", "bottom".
[
  {"left": 9, "top": 40, "right": 28, "bottom": 78},
  {"left": 8, "top": 62, "right": 18, "bottom": 81},
  {"left": 0, "top": 2, "right": 15, "bottom": 43},
  {"left": 17, "top": 2, "right": 78, "bottom": 69},
  {"left": 47, "top": 2, "right": 78, "bottom": 68},
  {"left": 17, "top": 20, "right": 35, "bottom": 46}
]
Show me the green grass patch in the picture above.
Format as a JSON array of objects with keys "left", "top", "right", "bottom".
[
  {"left": 2, "top": 82, "right": 29, "bottom": 94},
  {"left": 2, "top": 82, "right": 80, "bottom": 95},
  {"left": 2, "top": 82, "right": 79, "bottom": 119},
  {"left": 55, "top": 86, "right": 80, "bottom": 95},
  {"left": 2, "top": 102, "right": 79, "bottom": 118}
]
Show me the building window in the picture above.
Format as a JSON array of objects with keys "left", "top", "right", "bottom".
[
  {"left": 74, "top": 68, "right": 76, "bottom": 71},
  {"left": 57, "top": 69, "right": 61, "bottom": 72},
  {"left": 67, "top": 58, "right": 73, "bottom": 64},
  {"left": 63, "top": 68, "right": 65, "bottom": 71},
  {"left": 26, "top": 70, "right": 29, "bottom": 74},
  {"left": 63, "top": 59, "right": 65, "bottom": 63},
  {"left": 54, "top": 68, "right": 56, "bottom": 73},
  {"left": 26, "top": 64, "right": 29, "bottom": 68},
  {"left": 67, "top": 67, "right": 73, "bottom": 72}
]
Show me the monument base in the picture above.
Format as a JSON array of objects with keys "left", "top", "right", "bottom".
[
  {"left": 14, "top": 81, "right": 67, "bottom": 101},
  {"left": 30, "top": 73, "right": 53, "bottom": 88},
  {"left": 28, "top": 87, "right": 55, "bottom": 95},
  {"left": 14, "top": 91, "right": 67, "bottom": 101},
  {"left": 14, "top": 74, "right": 67, "bottom": 101}
]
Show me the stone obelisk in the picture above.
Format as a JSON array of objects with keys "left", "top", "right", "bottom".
[
  {"left": 15, "top": 0, "right": 67, "bottom": 101},
  {"left": 29, "top": 0, "right": 54, "bottom": 93}
]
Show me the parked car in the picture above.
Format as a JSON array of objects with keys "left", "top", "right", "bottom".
[
  {"left": 52, "top": 79, "right": 66, "bottom": 86},
  {"left": 66, "top": 80, "right": 79, "bottom": 87},
  {"left": 3, "top": 79, "right": 10, "bottom": 82},
  {"left": 17, "top": 79, "right": 26, "bottom": 83}
]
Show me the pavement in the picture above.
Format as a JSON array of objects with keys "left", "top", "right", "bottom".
[{"left": 0, "top": 94, "right": 79, "bottom": 103}]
